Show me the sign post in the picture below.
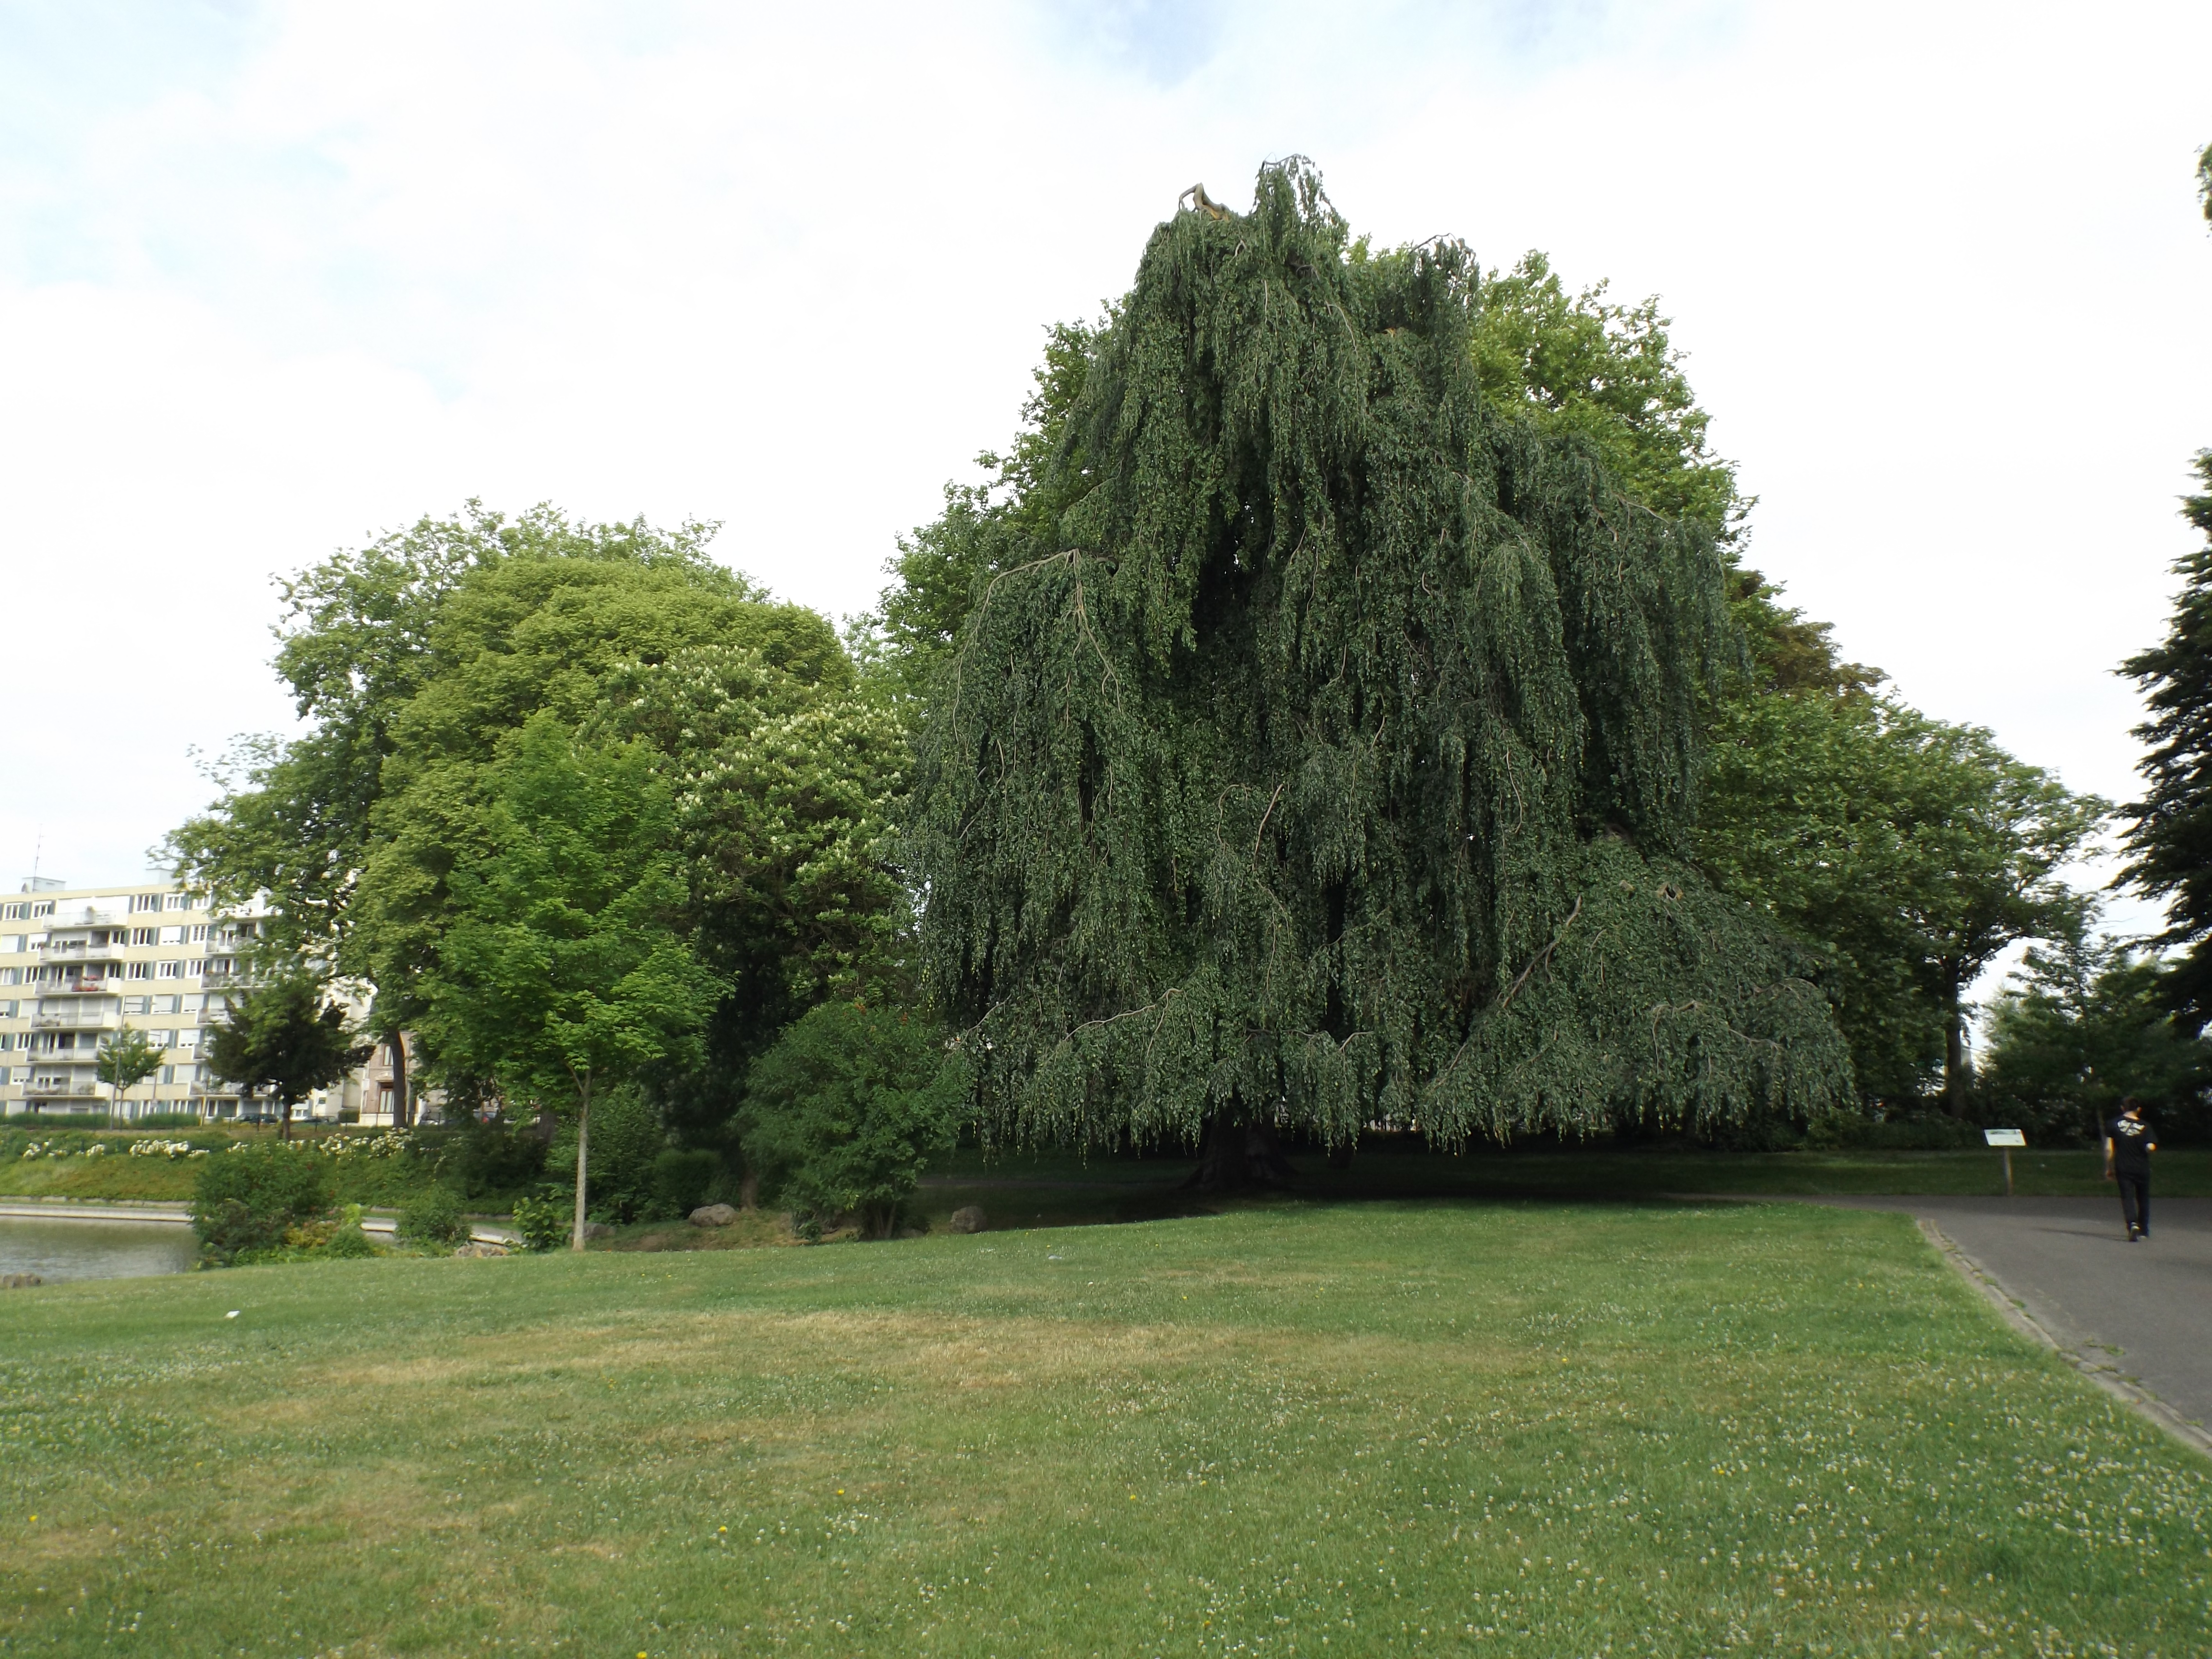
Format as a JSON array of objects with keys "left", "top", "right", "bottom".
[{"left": 1984, "top": 1128, "right": 2025, "bottom": 1196}]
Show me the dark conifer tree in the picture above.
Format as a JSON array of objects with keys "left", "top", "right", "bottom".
[
  {"left": 905, "top": 162, "right": 1852, "bottom": 1181},
  {"left": 2121, "top": 452, "right": 2212, "bottom": 1033}
]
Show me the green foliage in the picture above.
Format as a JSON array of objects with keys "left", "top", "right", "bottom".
[
  {"left": 396, "top": 1182, "right": 468, "bottom": 1247},
  {"left": 587, "top": 642, "right": 913, "bottom": 1106},
  {"left": 168, "top": 501, "right": 903, "bottom": 1149},
  {"left": 408, "top": 715, "right": 722, "bottom": 1239},
  {"left": 192, "top": 1142, "right": 332, "bottom": 1263},
  {"left": 1981, "top": 933, "right": 2212, "bottom": 1144},
  {"left": 166, "top": 503, "right": 762, "bottom": 960},
  {"left": 2121, "top": 452, "right": 2212, "bottom": 1032},
  {"left": 94, "top": 1027, "right": 164, "bottom": 1103},
  {"left": 317, "top": 1215, "right": 380, "bottom": 1258},
  {"left": 203, "top": 974, "right": 368, "bottom": 1130},
  {"left": 740, "top": 1000, "right": 967, "bottom": 1239},
  {"left": 650, "top": 1147, "right": 721, "bottom": 1217},
  {"left": 1698, "top": 692, "right": 2105, "bottom": 1104},
  {"left": 509, "top": 1188, "right": 571, "bottom": 1251},
  {"left": 444, "top": 1114, "right": 549, "bottom": 1197},
  {"left": 547, "top": 1084, "right": 671, "bottom": 1223},
  {"left": 1468, "top": 250, "right": 1738, "bottom": 534},
  {"left": 903, "top": 160, "right": 1853, "bottom": 1155}
]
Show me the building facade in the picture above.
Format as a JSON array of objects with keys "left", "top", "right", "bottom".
[{"left": 0, "top": 877, "right": 370, "bottom": 1122}]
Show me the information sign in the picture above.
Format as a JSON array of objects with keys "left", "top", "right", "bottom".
[{"left": 1984, "top": 1129, "right": 2025, "bottom": 1147}]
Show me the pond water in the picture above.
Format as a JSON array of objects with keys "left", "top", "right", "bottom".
[{"left": 0, "top": 1217, "right": 197, "bottom": 1284}]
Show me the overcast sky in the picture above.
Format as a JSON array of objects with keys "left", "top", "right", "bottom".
[{"left": 3, "top": 0, "right": 2208, "bottom": 981}]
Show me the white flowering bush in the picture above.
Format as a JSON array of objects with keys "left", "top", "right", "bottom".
[{"left": 128, "top": 1139, "right": 200, "bottom": 1160}]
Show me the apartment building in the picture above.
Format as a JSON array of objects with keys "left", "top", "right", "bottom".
[{"left": 0, "top": 877, "right": 368, "bottom": 1122}]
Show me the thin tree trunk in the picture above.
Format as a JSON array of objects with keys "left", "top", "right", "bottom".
[
  {"left": 387, "top": 1033, "right": 409, "bottom": 1130},
  {"left": 570, "top": 1081, "right": 592, "bottom": 1252},
  {"left": 280, "top": 1094, "right": 293, "bottom": 1141}
]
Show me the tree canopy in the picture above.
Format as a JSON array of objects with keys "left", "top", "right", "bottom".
[
  {"left": 204, "top": 972, "right": 367, "bottom": 1137},
  {"left": 904, "top": 160, "right": 1854, "bottom": 1170},
  {"left": 1980, "top": 928, "right": 2212, "bottom": 1143},
  {"left": 169, "top": 503, "right": 899, "bottom": 1134},
  {"left": 411, "top": 715, "right": 723, "bottom": 1247},
  {"left": 2121, "top": 456, "right": 2212, "bottom": 1033},
  {"left": 1698, "top": 692, "right": 2104, "bottom": 1106}
]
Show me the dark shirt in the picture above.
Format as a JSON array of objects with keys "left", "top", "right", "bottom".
[{"left": 2107, "top": 1114, "right": 2154, "bottom": 1175}]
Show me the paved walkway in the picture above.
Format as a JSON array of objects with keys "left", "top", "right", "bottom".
[{"left": 1760, "top": 1194, "right": 2212, "bottom": 1446}]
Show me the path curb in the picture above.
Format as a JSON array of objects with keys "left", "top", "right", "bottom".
[{"left": 1915, "top": 1215, "right": 2212, "bottom": 1462}]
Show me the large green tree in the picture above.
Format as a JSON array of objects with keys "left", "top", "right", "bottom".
[
  {"left": 204, "top": 972, "right": 368, "bottom": 1138},
  {"left": 1980, "top": 928, "right": 2212, "bottom": 1143},
  {"left": 905, "top": 161, "right": 1853, "bottom": 1181},
  {"left": 169, "top": 504, "right": 890, "bottom": 1137},
  {"left": 411, "top": 715, "right": 724, "bottom": 1249},
  {"left": 2114, "top": 148, "right": 2212, "bottom": 1032},
  {"left": 1699, "top": 694, "right": 2104, "bottom": 1108},
  {"left": 2120, "top": 453, "right": 2212, "bottom": 1031}
]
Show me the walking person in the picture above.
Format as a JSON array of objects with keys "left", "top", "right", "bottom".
[{"left": 2104, "top": 1095, "right": 2156, "bottom": 1242}]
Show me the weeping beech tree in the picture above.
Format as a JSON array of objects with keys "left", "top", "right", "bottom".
[{"left": 907, "top": 161, "right": 1852, "bottom": 1181}]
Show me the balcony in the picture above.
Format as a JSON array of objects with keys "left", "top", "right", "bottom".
[
  {"left": 38, "top": 939, "right": 126, "bottom": 960},
  {"left": 39, "top": 979, "right": 120, "bottom": 997},
  {"left": 25, "top": 1079, "right": 98, "bottom": 1098},
  {"left": 32, "top": 1010, "right": 121, "bottom": 1031}
]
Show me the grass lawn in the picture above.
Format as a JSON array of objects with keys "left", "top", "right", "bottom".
[{"left": 4, "top": 1202, "right": 2206, "bottom": 1656}]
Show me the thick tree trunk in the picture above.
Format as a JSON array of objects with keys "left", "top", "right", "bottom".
[
  {"left": 1942, "top": 964, "right": 1970, "bottom": 1118},
  {"left": 738, "top": 1168, "right": 760, "bottom": 1211},
  {"left": 571, "top": 1084, "right": 592, "bottom": 1252},
  {"left": 279, "top": 1094, "right": 293, "bottom": 1141},
  {"left": 1185, "top": 1108, "right": 1295, "bottom": 1192}
]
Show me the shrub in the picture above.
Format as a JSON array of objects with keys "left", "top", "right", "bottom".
[
  {"left": 397, "top": 1183, "right": 468, "bottom": 1248},
  {"left": 448, "top": 1116, "right": 549, "bottom": 1197},
  {"left": 1803, "top": 1112, "right": 1983, "bottom": 1152},
  {"left": 192, "top": 1143, "right": 332, "bottom": 1263},
  {"left": 740, "top": 1000, "right": 968, "bottom": 1240},
  {"left": 134, "top": 1112, "right": 204, "bottom": 1130},
  {"left": 510, "top": 1187, "right": 572, "bottom": 1252},
  {"left": 650, "top": 1147, "right": 721, "bottom": 1217},
  {"left": 281, "top": 1212, "right": 381, "bottom": 1259},
  {"left": 548, "top": 1085, "right": 666, "bottom": 1223}
]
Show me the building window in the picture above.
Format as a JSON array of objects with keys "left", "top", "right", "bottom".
[
  {"left": 123, "top": 996, "right": 149, "bottom": 1015},
  {"left": 132, "top": 927, "right": 158, "bottom": 946},
  {"left": 30, "top": 902, "right": 53, "bottom": 918},
  {"left": 189, "top": 924, "right": 209, "bottom": 943},
  {"left": 2, "top": 935, "right": 22, "bottom": 953},
  {"left": 0, "top": 969, "right": 16, "bottom": 986},
  {"left": 156, "top": 961, "right": 180, "bottom": 980},
  {"left": 128, "top": 962, "right": 153, "bottom": 980}
]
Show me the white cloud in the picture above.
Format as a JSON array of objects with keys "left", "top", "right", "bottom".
[{"left": 0, "top": 0, "right": 2205, "bottom": 963}]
